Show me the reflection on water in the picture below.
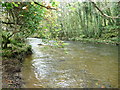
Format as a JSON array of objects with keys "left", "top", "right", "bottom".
[{"left": 22, "top": 38, "right": 118, "bottom": 88}]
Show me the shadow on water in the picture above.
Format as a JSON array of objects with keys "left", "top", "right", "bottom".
[{"left": 21, "top": 38, "right": 118, "bottom": 88}]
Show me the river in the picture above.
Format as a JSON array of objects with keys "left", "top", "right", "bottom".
[{"left": 21, "top": 38, "right": 118, "bottom": 88}]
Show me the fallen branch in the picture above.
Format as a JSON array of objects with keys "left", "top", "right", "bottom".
[{"left": 89, "top": 0, "right": 120, "bottom": 19}]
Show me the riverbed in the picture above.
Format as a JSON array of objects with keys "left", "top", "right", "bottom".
[{"left": 21, "top": 38, "right": 118, "bottom": 88}]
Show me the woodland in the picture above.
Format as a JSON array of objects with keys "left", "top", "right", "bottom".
[{"left": 1, "top": 0, "right": 120, "bottom": 88}]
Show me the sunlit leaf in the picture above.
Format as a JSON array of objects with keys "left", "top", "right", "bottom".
[{"left": 12, "top": 2, "right": 18, "bottom": 7}]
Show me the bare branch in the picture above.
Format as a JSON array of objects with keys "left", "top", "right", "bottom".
[{"left": 89, "top": 0, "right": 120, "bottom": 19}]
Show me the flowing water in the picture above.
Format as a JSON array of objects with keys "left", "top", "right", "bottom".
[{"left": 21, "top": 38, "right": 118, "bottom": 88}]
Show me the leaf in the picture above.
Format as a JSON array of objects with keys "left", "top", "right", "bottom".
[
  {"left": 31, "top": 2, "right": 34, "bottom": 5},
  {"left": 51, "top": 0, "right": 59, "bottom": 7},
  {"left": 12, "top": 2, "right": 18, "bottom": 7},
  {"left": 17, "top": 2, "right": 20, "bottom": 4},
  {"left": 2, "top": 3, "right": 6, "bottom": 7},
  {"left": 52, "top": 2, "right": 56, "bottom": 6},
  {"left": 70, "top": 7, "right": 76, "bottom": 11},
  {"left": 95, "top": 83, "right": 99, "bottom": 85},
  {"left": 6, "top": 3, "right": 13, "bottom": 9}
]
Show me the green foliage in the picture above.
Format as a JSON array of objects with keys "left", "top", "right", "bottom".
[
  {"left": 1, "top": 2, "right": 47, "bottom": 49},
  {"left": 50, "top": 0, "right": 59, "bottom": 7},
  {"left": 58, "top": 2, "right": 119, "bottom": 44},
  {"left": 2, "top": 42, "right": 31, "bottom": 57},
  {"left": 1, "top": 1, "right": 62, "bottom": 57},
  {"left": 22, "top": 3, "right": 46, "bottom": 31},
  {"left": 12, "top": 2, "right": 19, "bottom": 7},
  {"left": 1, "top": 2, "right": 48, "bottom": 39},
  {"left": 32, "top": 8, "right": 61, "bottom": 40}
]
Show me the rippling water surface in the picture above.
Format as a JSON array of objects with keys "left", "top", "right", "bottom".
[{"left": 21, "top": 38, "right": 118, "bottom": 88}]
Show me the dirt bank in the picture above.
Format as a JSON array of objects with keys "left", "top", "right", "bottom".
[{"left": 2, "top": 46, "right": 32, "bottom": 88}]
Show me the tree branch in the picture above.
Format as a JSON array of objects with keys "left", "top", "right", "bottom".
[
  {"left": 33, "top": 1, "right": 57, "bottom": 10},
  {"left": 8, "top": 31, "right": 21, "bottom": 38},
  {"left": 89, "top": 0, "right": 120, "bottom": 19},
  {"left": 1, "top": 21, "right": 23, "bottom": 25}
]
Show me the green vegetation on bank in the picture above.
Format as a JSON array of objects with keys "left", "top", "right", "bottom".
[
  {"left": 1, "top": 1, "right": 60, "bottom": 57},
  {"left": 57, "top": 2, "right": 119, "bottom": 45}
]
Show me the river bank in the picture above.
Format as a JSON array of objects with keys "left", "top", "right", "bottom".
[
  {"left": 60, "top": 37, "right": 120, "bottom": 46},
  {"left": 2, "top": 44, "right": 32, "bottom": 88}
]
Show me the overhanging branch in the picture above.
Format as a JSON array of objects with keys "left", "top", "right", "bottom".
[
  {"left": 33, "top": 1, "right": 57, "bottom": 10},
  {"left": 89, "top": 0, "right": 120, "bottom": 19}
]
